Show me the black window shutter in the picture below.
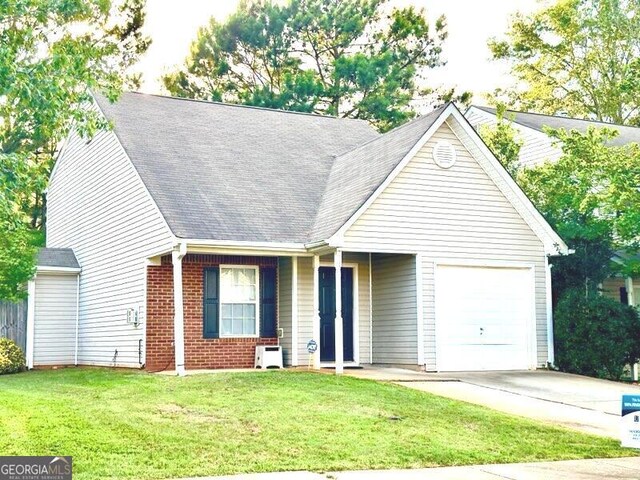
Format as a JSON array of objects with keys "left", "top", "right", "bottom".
[
  {"left": 620, "top": 287, "right": 629, "bottom": 305},
  {"left": 260, "top": 267, "right": 277, "bottom": 338},
  {"left": 203, "top": 267, "right": 219, "bottom": 338}
]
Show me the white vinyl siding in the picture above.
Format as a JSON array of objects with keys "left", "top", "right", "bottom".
[
  {"left": 371, "top": 254, "right": 416, "bottom": 364},
  {"left": 465, "top": 107, "right": 562, "bottom": 169},
  {"left": 46, "top": 127, "right": 174, "bottom": 368},
  {"left": 296, "top": 257, "right": 315, "bottom": 365},
  {"left": 277, "top": 257, "right": 293, "bottom": 365},
  {"left": 342, "top": 122, "right": 549, "bottom": 370},
  {"left": 343, "top": 252, "right": 371, "bottom": 364},
  {"left": 33, "top": 274, "right": 78, "bottom": 366}
]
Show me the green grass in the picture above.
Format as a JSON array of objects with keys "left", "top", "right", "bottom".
[{"left": 0, "top": 368, "right": 635, "bottom": 479}]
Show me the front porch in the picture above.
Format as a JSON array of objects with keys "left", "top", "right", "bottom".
[
  {"left": 145, "top": 247, "right": 422, "bottom": 375},
  {"left": 279, "top": 250, "right": 421, "bottom": 373}
]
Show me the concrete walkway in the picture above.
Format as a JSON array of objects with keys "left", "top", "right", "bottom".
[
  {"left": 179, "top": 457, "right": 640, "bottom": 480},
  {"left": 344, "top": 367, "right": 640, "bottom": 438}
]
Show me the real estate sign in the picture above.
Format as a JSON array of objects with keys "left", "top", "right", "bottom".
[{"left": 621, "top": 395, "right": 640, "bottom": 448}]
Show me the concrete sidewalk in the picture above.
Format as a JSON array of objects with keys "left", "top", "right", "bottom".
[{"left": 180, "top": 457, "right": 640, "bottom": 480}]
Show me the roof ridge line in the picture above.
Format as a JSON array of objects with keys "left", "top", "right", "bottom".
[
  {"left": 123, "top": 91, "right": 372, "bottom": 123},
  {"left": 329, "top": 103, "right": 449, "bottom": 161}
]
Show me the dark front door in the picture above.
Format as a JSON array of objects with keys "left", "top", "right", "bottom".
[{"left": 319, "top": 267, "right": 354, "bottom": 362}]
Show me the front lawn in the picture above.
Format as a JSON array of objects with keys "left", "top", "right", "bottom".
[{"left": 0, "top": 368, "right": 634, "bottom": 479}]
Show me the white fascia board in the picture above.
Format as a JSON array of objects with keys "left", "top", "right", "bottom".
[
  {"left": 447, "top": 108, "right": 570, "bottom": 256},
  {"left": 184, "top": 239, "right": 310, "bottom": 256},
  {"left": 328, "top": 103, "right": 457, "bottom": 245},
  {"left": 36, "top": 266, "right": 81, "bottom": 274}
]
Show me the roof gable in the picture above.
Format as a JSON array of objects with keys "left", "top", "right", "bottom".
[
  {"left": 329, "top": 105, "right": 569, "bottom": 255},
  {"left": 311, "top": 105, "right": 448, "bottom": 241}
]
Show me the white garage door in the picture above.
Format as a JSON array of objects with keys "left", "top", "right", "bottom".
[{"left": 436, "top": 265, "right": 534, "bottom": 371}]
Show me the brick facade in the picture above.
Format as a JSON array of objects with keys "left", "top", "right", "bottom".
[{"left": 146, "top": 254, "right": 278, "bottom": 372}]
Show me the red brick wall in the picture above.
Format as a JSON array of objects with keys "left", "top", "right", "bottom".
[{"left": 146, "top": 254, "right": 278, "bottom": 372}]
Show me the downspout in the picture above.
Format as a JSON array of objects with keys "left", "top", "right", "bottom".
[{"left": 74, "top": 273, "right": 80, "bottom": 366}]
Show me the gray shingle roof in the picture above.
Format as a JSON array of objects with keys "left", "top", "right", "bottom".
[
  {"left": 474, "top": 106, "right": 640, "bottom": 147},
  {"left": 95, "top": 93, "right": 448, "bottom": 243},
  {"left": 37, "top": 248, "right": 80, "bottom": 269},
  {"left": 312, "top": 105, "right": 447, "bottom": 240}
]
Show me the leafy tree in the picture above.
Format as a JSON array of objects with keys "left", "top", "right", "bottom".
[
  {"left": 489, "top": 0, "right": 640, "bottom": 125},
  {"left": 477, "top": 105, "right": 523, "bottom": 176},
  {"left": 0, "top": 0, "right": 150, "bottom": 299},
  {"left": 477, "top": 118, "right": 639, "bottom": 298},
  {"left": 519, "top": 127, "right": 640, "bottom": 297},
  {"left": 164, "top": 0, "right": 469, "bottom": 132},
  {"left": 554, "top": 288, "right": 640, "bottom": 380}
]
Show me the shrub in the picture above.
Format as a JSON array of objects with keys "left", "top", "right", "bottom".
[
  {"left": 0, "top": 338, "right": 26, "bottom": 374},
  {"left": 554, "top": 289, "right": 640, "bottom": 380}
]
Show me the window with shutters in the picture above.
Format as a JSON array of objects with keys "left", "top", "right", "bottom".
[
  {"left": 203, "top": 264, "right": 277, "bottom": 339},
  {"left": 220, "top": 265, "right": 259, "bottom": 337}
]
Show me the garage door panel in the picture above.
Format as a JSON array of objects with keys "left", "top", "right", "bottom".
[{"left": 436, "top": 265, "right": 533, "bottom": 371}]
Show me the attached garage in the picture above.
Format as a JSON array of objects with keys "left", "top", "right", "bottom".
[
  {"left": 26, "top": 248, "right": 80, "bottom": 368},
  {"left": 435, "top": 264, "right": 535, "bottom": 371}
]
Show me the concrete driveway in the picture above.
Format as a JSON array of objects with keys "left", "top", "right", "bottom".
[{"left": 346, "top": 367, "right": 640, "bottom": 438}]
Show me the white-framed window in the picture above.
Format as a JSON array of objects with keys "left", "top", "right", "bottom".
[{"left": 219, "top": 265, "right": 259, "bottom": 337}]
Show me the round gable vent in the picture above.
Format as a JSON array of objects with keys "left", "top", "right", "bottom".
[{"left": 432, "top": 140, "right": 457, "bottom": 169}]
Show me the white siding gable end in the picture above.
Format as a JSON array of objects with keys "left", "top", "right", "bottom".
[{"left": 46, "top": 112, "right": 175, "bottom": 367}]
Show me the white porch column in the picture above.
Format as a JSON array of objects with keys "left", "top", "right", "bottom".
[
  {"left": 334, "top": 249, "right": 344, "bottom": 375},
  {"left": 291, "top": 257, "right": 299, "bottom": 367},
  {"left": 545, "top": 257, "right": 555, "bottom": 366},
  {"left": 626, "top": 277, "right": 635, "bottom": 307},
  {"left": 416, "top": 253, "right": 425, "bottom": 368},
  {"left": 25, "top": 278, "right": 36, "bottom": 369},
  {"left": 172, "top": 243, "right": 187, "bottom": 376},
  {"left": 312, "top": 255, "right": 321, "bottom": 369},
  {"left": 368, "top": 253, "right": 373, "bottom": 365}
]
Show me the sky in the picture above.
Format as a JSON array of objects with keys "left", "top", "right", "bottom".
[{"left": 135, "top": 0, "right": 542, "bottom": 105}]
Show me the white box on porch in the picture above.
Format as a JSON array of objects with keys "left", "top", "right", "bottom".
[{"left": 255, "top": 345, "right": 283, "bottom": 369}]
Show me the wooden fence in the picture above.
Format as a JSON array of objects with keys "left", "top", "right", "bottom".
[{"left": 0, "top": 299, "right": 27, "bottom": 353}]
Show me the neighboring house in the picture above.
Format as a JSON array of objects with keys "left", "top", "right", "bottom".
[
  {"left": 28, "top": 93, "right": 569, "bottom": 374},
  {"left": 465, "top": 106, "right": 639, "bottom": 309}
]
